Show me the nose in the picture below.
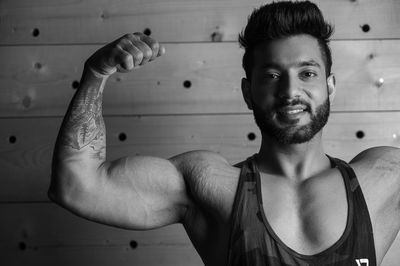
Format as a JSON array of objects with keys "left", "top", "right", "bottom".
[{"left": 277, "top": 72, "right": 301, "bottom": 100}]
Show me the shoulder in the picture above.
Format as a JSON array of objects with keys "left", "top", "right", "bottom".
[
  {"left": 349, "top": 146, "right": 400, "bottom": 209},
  {"left": 169, "top": 150, "right": 241, "bottom": 219},
  {"left": 350, "top": 146, "right": 400, "bottom": 173},
  {"left": 169, "top": 150, "right": 235, "bottom": 176},
  {"left": 169, "top": 150, "right": 242, "bottom": 178}
]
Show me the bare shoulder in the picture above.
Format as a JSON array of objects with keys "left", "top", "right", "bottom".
[
  {"left": 169, "top": 150, "right": 241, "bottom": 220},
  {"left": 170, "top": 150, "right": 234, "bottom": 173},
  {"left": 349, "top": 146, "right": 400, "bottom": 215},
  {"left": 350, "top": 146, "right": 400, "bottom": 175},
  {"left": 169, "top": 150, "right": 241, "bottom": 180}
]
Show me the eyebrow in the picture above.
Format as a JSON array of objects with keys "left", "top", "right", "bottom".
[
  {"left": 295, "top": 59, "right": 321, "bottom": 68},
  {"left": 261, "top": 59, "right": 322, "bottom": 69}
]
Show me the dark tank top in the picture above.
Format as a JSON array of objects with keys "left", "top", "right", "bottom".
[{"left": 227, "top": 154, "right": 376, "bottom": 266}]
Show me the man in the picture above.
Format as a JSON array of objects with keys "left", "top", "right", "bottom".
[{"left": 49, "top": 1, "right": 400, "bottom": 265}]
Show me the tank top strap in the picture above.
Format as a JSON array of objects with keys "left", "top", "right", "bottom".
[
  {"left": 245, "top": 155, "right": 257, "bottom": 182},
  {"left": 326, "top": 155, "right": 360, "bottom": 192},
  {"left": 326, "top": 155, "right": 377, "bottom": 265}
]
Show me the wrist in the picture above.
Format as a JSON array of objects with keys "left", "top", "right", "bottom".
[
  {"left": 83, "top": 63, "right": 111, "bottom": 81},
  {"left": 83, "top": 60, "right": 115, "bottom": 79}
]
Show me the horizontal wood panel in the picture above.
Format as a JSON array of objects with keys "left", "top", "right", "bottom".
[
  {"left": 1, "top": 0, "right": 399, "bottom": 45},
  {"left": 1, "top": 112, "right": 400, "bottom": 202},
  {"left": 0, "top": 202, "right": 399, "bottom": 266},
  {"left": 0, "top": 203, "right": 202, "bottom": 266},
  {"left": 1, "top": 40, "right": 400, "bottom": 117}
]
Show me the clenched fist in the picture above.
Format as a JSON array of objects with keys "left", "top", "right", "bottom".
[{"left": 85, "top": 32, "right": 166, "bottom": 76}]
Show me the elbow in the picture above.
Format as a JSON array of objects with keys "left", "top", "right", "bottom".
[
  {"left": 48, "top": 172, "right": 73, "bottom": 208},
  {"left": 48, "top": 168, "right": 87, "bottom": 210},
  {"left": 47, "top": 184, "right": 57, "bottom": 203},
  {"left": 49, "top": 161, "right": 105, "bottom": 216},
  {"left": 48, "top": 176, "right": 66, "bottom": 206}
]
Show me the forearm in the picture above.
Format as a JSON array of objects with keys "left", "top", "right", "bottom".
[
  {"left": 50, "top": 65, "right": 109, "bottom": 200},
  {"left": 59, "top": 66, "right": 107, "bottom": 160}
]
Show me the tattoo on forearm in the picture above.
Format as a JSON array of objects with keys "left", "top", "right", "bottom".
[{"left": 59, "top": 77, "right": 107, "bottom": 160}]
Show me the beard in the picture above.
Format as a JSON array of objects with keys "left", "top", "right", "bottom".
[{"left": 252, "top": 97, "right": 330, "bottom": 145}]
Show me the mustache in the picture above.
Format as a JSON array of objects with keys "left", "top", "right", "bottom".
[{"left": 275, "top": 98, "right": 311, "bottom": 111}]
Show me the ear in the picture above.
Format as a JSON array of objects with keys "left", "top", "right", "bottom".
[
  {"left": 241, "top": 78, "right": 253, "bottom": 110},
  {"left": 327, "top": 73, "right": 336, "bottom": 104}
]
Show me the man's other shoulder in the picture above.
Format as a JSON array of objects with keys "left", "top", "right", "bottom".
[{"left": 350, "top": 146, "right": 400, "bottom": 176}]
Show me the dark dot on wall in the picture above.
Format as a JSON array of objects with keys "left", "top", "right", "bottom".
[
  {"left": 72, "top": 80, "right": 80, "bottom": 89},
  {"left": 183, "top": 80, "right": 192, "bottom": 89},
  {"left": 143, "top": 28, "right": 152, "bottom": 36},
  {"left": 157, "top": 81, "right": 161, "bottom": 85},
  {"left": 22, "top": 96, "right": 31, "bottom": 109},
  {"left": 361, "top": 24, "right": 370, "bottom": 33},
  {"left": 9, "top": 136, "right": 17, "bottom": 144},
  {"left": 368, "top": 53, "right": 375, "bottom": 60},
  {"left": 119, "top": 133, "right": 127, "bottom": 142},
  {"left": 130, "top": 240, "right": 138, "bottom": 249},
  {"left": 19, "top": 242, "right": 26, "bottom": 251},
  {"left": 211, "top": 31, "right": 223, "bottom": 42},
  {"left": 34, "top": 62, "right": 42, "bottom": 69},
  {"left": 32, "top": 28, "right": 40, "bottom": 37},
  {"left": 356, "top": 130, "right": 365, "bottom": 139},
  {"left": 247, "top": 132, "right": 256, "bottom": 141}
]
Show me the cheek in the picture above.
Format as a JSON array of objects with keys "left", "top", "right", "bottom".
[
  {"left": 251, "top": 84, "right": 276, "bottom": 107},
  {"left": 252, "top": 92, "right": 274, "bottom": 111}
]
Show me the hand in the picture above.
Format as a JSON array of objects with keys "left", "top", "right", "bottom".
[{"left": 85, "top": 32, "right": 166, "bottom": 76}]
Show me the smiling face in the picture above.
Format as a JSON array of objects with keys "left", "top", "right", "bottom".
[{"left": 242, "top": 34, "right": 336, "bottom": 144}]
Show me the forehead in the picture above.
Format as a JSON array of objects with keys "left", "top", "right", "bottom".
[{"left": 252, "top": 34, "right": 325, "bottom": 69}]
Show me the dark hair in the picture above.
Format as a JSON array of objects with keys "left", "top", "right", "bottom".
[{"left": 239, "top": 1, "right": 334, "bottom": 79}]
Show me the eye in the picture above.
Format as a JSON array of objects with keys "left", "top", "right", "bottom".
[
  {"left": 266, "top": 72, "right": 280, "bottom": 80},
  {"left": 301, "top": 71, "right": 317, "bottom": 79}
]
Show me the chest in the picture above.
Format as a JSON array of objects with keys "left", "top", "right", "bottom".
[{"left": 260, "top": 172, "right": 349, "bottom": 255}]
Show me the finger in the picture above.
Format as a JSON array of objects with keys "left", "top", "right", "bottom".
[
  {"left": 133, "top": 32, "right": 161, "bottom": 61},
  {"left": 158, "top": 44, "right": 166, "bottom": 57},
  {"left": 118, "top": 38, "right": 144, "bottom": 67},
  {"left": 123, "top": 33, "right": 153, "bottom": 65},
  {"left": 113, "top": 44, "right": 134, "bottom": 72}
]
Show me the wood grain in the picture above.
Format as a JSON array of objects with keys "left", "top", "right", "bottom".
[
  {"left": 1, "top": 40, "right": 400, "bottom": 117},
  {"left": 0, "top": 203, "right": 202, "bottom": 266},
  {"left": 1, "top": 0, "right": 399, "bottom": 45}
]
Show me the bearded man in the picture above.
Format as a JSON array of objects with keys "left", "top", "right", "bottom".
[{"left": 49, "top": 1, "right": 400, "bottom": 265}]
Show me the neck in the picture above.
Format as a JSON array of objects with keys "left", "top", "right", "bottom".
[{"left": 255, "top": 131, "right": 331, "bottom": 181}]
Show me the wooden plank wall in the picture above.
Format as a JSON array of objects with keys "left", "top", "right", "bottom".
[{"left": 1, "top": 0, "right": 400, "bottom": 265}]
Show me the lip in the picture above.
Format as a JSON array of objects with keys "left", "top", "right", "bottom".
[{"left": 277, "top": 105, "right": 308, "bottom": 115}]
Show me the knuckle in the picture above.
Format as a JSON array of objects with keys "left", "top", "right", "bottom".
[
  {"left": 123, "top": 33, "right": 134, "bottom": 39},
  {"left": 124, "top": 54, "right": 134, "bottom": 68},
  {"left": 135, "top": 50, "right": 144, "bottom": 61},
  {"left": 143, "top": 47, "right": 152, "bottom": 59},
  {"left": 150, "top": 42, "right": 159, "bottom": 51},
  {"left": 133, "top": 31, "right": 144, "bottom": 36},
  {"left": 124, "top": 52, "right": 133, "bottom": 61}
]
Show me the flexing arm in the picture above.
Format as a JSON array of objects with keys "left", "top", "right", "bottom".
[{"left": 49, "top": 33, "right": 194, "bottom": 230}]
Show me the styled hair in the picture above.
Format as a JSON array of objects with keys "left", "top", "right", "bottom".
[{"left": 239, "top": 1, "right": 334, "bottom": 79}]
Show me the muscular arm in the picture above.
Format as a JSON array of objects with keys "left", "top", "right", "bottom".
[
  {"left": 350, "top": 146, "right": 400, "bottom": 263},
  {"left": 49, "top": 33, "right": 193, "bottom": 230}
]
